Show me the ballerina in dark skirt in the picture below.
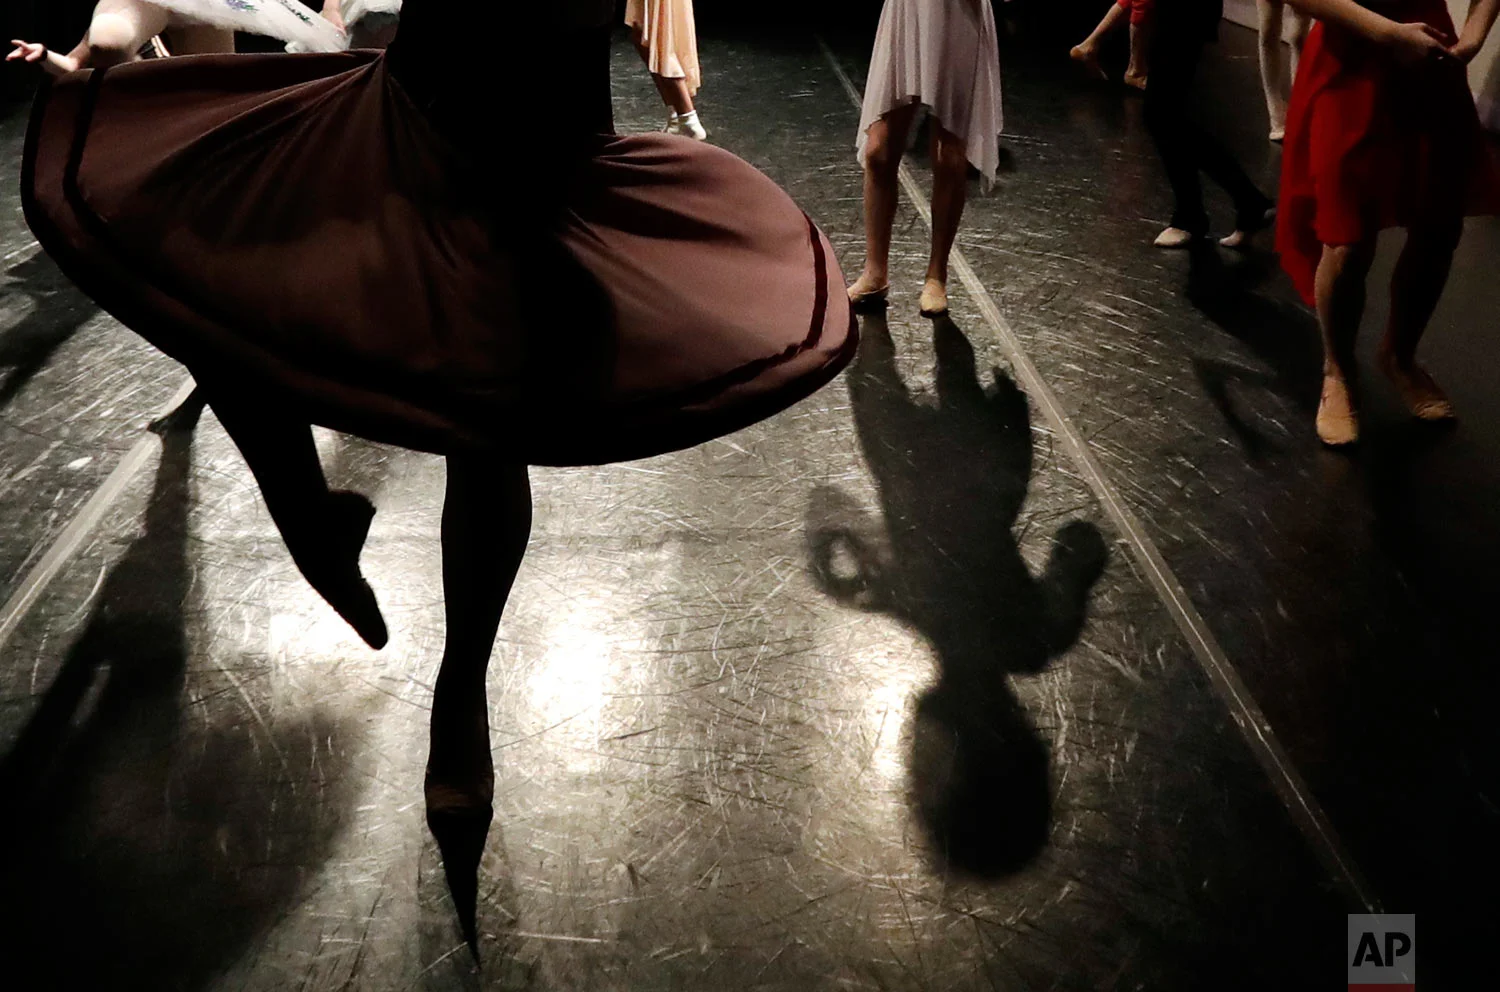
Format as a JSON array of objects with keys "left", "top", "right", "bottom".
[{"left": 21, "top": 0, "right": 855, "bottom": 937}]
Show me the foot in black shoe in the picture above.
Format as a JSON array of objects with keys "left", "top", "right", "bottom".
[
  {"left": 425, "top": 769, "right": 495, "bottom": 957},
  {"left": 296, "top": 492, "right": 388, "bottom": 649}
]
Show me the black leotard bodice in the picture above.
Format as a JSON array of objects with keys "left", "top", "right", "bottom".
[{"left": 386, "top": 0, "right": 616, "bottom": 163}]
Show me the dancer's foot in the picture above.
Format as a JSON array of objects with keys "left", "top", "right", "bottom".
[
  {"left": 1378, "top": 346, "right": 1456, "bottom": 422},
  {"left": 918, "top": 278, "right": 949, "bottom": 317},
  {"left": 1220, "top": 205, "right": 1276, "bottom": 250},
  {"left": 1123, "top": 71, "right": 1148, "bottom": 91},
  {"left": 1269, "top": 128, "right": 1286, "bottom": 143},
  {"left": 665, "top": 110, "right": 707, "bottom": 141},
  {"left": 425, "top": 766, "right": 494, "bottom": 954},
  {"left": 847, "top": 271, "right": 890, "bottom": 311},
  {"left": 296, "top": 491, "right": 388, "bottom": 649},
  {"left": 1070, "top": 44, "right": 1108, "bottom": 81},
  {"left": 1316, "top": 373, "right": 1360, "bottom": 447},
  {"left": 1153, "top": 226, "right": 1198, "bottom": 249}
]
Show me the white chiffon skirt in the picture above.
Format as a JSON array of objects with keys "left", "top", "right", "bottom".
[
  {"left": 145, "top": 0, "right": 348, "bottom": 51},
  {"left": 857, "top": 0, "right": 1004, "bottom": 184}
]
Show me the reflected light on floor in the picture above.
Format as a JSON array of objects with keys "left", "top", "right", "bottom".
[
  {"left": 528, "top": 592, "right": 622, "bottom": 774},
  {"left": 862, "top": 646, "right": 924, "bottom": 789}
]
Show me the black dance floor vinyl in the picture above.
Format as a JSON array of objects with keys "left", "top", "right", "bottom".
[{"left": 0, "top": 17, "right": 1493, "bottom": 990}]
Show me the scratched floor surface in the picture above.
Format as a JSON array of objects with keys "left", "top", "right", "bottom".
[{"left": 0, "top": 15, "right": 1488, "bottom": 991}]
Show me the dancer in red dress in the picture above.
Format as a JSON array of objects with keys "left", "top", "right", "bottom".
[
  {"left": 20, "top": 0, "right": 855, "bottom": 938},
  {"left": 1278, "top": 0, "right": 1500, "bottom": 446}
]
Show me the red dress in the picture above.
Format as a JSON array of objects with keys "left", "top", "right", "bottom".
[{"left": 1276, "top": 0, "right": 1500, "bottom": 304}]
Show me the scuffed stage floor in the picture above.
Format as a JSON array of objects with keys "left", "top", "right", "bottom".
[{"left": 0, "top": 18, "right": 1491, "bottom": 990}]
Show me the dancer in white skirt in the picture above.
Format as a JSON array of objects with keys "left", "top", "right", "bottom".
[
  {"left": 626, "top": 0, "right": 707, "bottom": 140},
  {"left": 847, "top": 0, "right": 1003, "bottom": 318},
  {"left": 1257, "top": 0, "right": 1311, "bottom": 141},
  {"left": 7, "top": 0, "right": 345, "bottom": 76}
]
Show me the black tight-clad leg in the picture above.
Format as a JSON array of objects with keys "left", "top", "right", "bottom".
[
  {"left": 424, "top": 455, "right": 532, "bottom": 952},
  {"left": 209, "top": 393, "right": 388, "bottom": 648},
  {"left": 425, "top": 456, "right": 532, "bottom": 807},
  {"left": 1144, "top": 12, "right": 1271, "bottom": 237}
]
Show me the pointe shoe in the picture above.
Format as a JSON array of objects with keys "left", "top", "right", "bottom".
[
  {"left": 425, "top": 773, "right": 494, "bottom": 955},
  {"left": 298, "top": 491, "right": 389, "bottom": 650},
  {"left": 1315, "top": 374, "right": 1359, "bottom": 447},
  {"left": 847, "top": 275, "right": 890, "bottom": 312},
  {"left": 1153, "top": 226, "right": 1198, "bottom": 249},
  {"left": 1070, "top": 45, "right": 1107, "bottom": 81},
  {"left": 1379, "top": 350, "right": 1456, "bottom": 422},
  {"left": 664, "top": 110, "right": 707, "bottom": 141},
  {"left": 918, "top": 278, "right": 949, "bottom": 317},
  {"left": 1269, "top": 128, "right": 1286, "bottom": 143}
]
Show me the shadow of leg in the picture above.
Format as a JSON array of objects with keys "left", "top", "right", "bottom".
[{"left": 910, "top": 680, "right": 1052, "bottom": 877}]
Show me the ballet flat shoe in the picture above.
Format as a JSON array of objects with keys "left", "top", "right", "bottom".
[
  {"left": 1315, "top": 375, "right": 1360, "bottom": 447},
  {"left": 918, "top": 279, "right": 949, "bottom": 318},
  {"left": 1153, "top": 227, "right": 1198, "bottom": 249},
  {"left": 1379, "top": 351, "right": 1456, "bottom": 422}
]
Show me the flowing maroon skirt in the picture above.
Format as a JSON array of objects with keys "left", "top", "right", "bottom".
[
  {"left": 1276, "top": 0, "right": 1500, "bottom": 304},
  {"left": 23, "top": 51, "right": 856, "bottom": 464}
]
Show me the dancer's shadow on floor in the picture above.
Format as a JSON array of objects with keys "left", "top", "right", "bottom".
[
  {"left": 0, "top": 251, "right": 99, "bottom": 410},
  {"left": 806, "top": 313, "right": 1107, "bottom": 877},
  {"left": 1186, "top": 245, "right": 1324, "bottom": 458},
  {"left": 0, "top": 397, "right": 361, "bottom": 988}
]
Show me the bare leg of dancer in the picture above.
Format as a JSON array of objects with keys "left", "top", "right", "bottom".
[
  {"left": 921, "top": 122, "right": 970, "bottom": 318},
  {"left": 631, "top": 26, "right": 704, "bottom": 140},
  {"left": 1313, "top": 239, "right": 1377, "bottom": 446},
  {"left": 1125, "top": 15, "right": 1152, "bottom": 90},
  {"left": 639, "top": 55, "right": 695, "bottom": 116},
  {"left": 1378, "top": 219, "right": 1465, "bottom": 421},
  {"left": 208, "top": 393, "right": 389, "bottom": 647},
  {"left": 424, "top": 456, "right": 532, "bottom": 950},
  {"left": 850, "top": 102, "right": 921, "bottom": 306},
  {"left": 1072, "top": 3, "right": 1128, "bottom": 80}
]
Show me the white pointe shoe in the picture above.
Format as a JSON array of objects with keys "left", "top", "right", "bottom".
[{"left": 665, "top": 110, "right": 708, "bottom": 141}]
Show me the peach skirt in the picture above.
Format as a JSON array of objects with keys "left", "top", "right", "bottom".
[{"left": 625, "top": 0, "right": 701, "bottom": 94}]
